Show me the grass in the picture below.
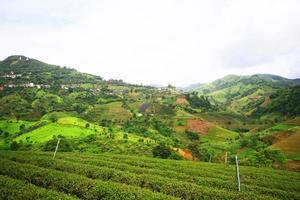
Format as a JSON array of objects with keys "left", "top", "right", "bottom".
[
  {"left": 271, "top": 132, "right": 300, "bottom": 159},
  {"left": 15, "top": 123, "right": 99, "bottom": 143},
  {"left": 93, "top": 102, "right": 132, "bottom": 121},
  {"left": 0, "top": 116, "right": 155, "bottom": 156},
  {"left": 202, "top": 127, "right": 239, "bottom": 149},
  {"left": 0, "top": 120, "right": 36, "bottom": 135}
]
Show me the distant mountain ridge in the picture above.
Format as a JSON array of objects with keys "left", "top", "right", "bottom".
[{"left": 188, "top": 74, "right": 300, "bottom": 115}]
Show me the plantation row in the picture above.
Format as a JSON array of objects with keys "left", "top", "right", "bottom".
[
  {"left": 17, "top": 151, "right": 299, "bottom": 184},
  {"left": 97, "top": 153, "right": 300, "bottom": 182},
  {"left": 0, "top": 152, "right": 282, "bottom": 200},
  {"left": 0, "top": 175, "right": 78, "bottom": 200},
  {"left": 0, "top": 151, "right": 299, "bottom": 200},
  {"left": 50, "top": 152, "right": 300, "bottom": 193},
  {"left": 0, "top": 158, "right": 177, "bottom": 200}
]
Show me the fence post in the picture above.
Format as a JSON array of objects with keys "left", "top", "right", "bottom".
[
  {"left": 235, "top": 155, "right": 241, "bottom": 192},
  {"left": 53, "top": 138, "right": 61, "bottom": 159},
  {"left": 225, "top": 152, "right": 227, "bottom": 167}
]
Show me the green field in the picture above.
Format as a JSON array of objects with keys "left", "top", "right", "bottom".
[
  {"left": 0, "top": 151, "right": 299, "bottom": 200},
  {"left": 0, "top": 120, "right": 36, "bottom": 135}
]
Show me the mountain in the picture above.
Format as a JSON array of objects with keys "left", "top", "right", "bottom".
[
  {"left": 191, "top": 74, "right": 300, "bottom": 116},
  {"left": 180, "top": 82, "right": 204, "bottom": 91},
  {"left": 0, "top": 55, "right": 104, "bottom": 85}
]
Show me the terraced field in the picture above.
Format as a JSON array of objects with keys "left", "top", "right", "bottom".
[{"left": 0, "top": 151, "right": 299, "bottom": 200}]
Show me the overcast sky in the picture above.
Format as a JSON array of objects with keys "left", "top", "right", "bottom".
[{"left": 0, "top": 0, "right": 300, "bottom": 86}]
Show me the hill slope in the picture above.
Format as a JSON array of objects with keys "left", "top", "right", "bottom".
[{"left": 193, "top": 74, "right": 300, "bottom": 115}]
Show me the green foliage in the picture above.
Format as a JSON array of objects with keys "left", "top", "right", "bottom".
[
  {"left": 185, "top": 131, "right": 199, "bottom": 140},
  {"left": 10, "top": 141, "right": 20, "bottom": 150},
  {"left": 49, "top": 115, "right": 58, "bottom": 123},
  {"left": 254, "top": 86, "right": 300, "bottom": 116},
  {"left": 152, "top": 143, "right": 172, "bottom": 159},
  {"left": 42, "top": 135, "right": 74, "bottom": 152},
  {"left": 168, "top": 152, "right": 184, "bottom": 160},
  {"left": 153, "top": 119, "right": 173, "bottom": 137},
  {"left": 0, "top": 175, "right": 78, "bottom": 200},
  {"left": 187, "top": 92, "right": 214, "bottom": 111},
  {"left": 32, "top": 93, "right": 63, "bottom": 114},
  {"left": 0, "top": 156, "right": 173, "bottom": 200},
  {"left": 0, "top": 94, "right": 31, "bottom": 119}
]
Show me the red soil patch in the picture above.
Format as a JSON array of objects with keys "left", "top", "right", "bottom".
[
  {"left": 176, "top": 97, "right": 189, "bottom": 105},
  {"left": 187, "top": 119, "right": 214, "bottom": 134},
  {"left": 174, "top": 148, "right": 194, "bottom": 160}
]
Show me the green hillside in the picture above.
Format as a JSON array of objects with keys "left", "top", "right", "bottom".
[{"left": 193, "top": 74, "right": 300, "bottom": 116}]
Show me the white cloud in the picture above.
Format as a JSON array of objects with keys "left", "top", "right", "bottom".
[{"left": 0, "top": 0, "right": 299, "bottom": 86}]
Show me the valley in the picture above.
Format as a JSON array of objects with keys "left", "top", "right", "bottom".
[{"left": 0, "top": 55, "right": 299, "bottom": 199}]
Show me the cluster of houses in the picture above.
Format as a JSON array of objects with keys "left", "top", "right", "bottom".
[{"left": 1, "top": 83, "right": 50, "bottom": 89}]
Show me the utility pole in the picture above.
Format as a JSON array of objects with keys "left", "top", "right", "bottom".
[
  {"left": 235, "top": 155, "right": 241, "bottom": 192},
  {"left": 53, "top": 138, "right": 61, "bottom": 159}
]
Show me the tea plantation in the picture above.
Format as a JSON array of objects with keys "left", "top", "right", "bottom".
[{"left": 0, "top": 151, "right": 299, "bottom": 200}]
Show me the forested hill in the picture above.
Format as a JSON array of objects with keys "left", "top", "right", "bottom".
[
  {"left": 189, "top": 74, "right": 300, "bottom": 115},
  {"left": 193, "top": 74, "right": 300, "bottom": 94},
  {"left": 0, "top": 55, "right": 143, "bottom": 87}
]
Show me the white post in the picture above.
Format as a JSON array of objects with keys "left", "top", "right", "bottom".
[
  {"left": 235, "top": 155, "right": 241, "bottom": 192},
  {"left": 225, "top": 152, "right": 228, "bottom": 167},
  {"left": 53, "top": 138, "right": 61, "bottom": 159}
]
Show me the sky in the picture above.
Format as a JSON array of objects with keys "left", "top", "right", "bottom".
[{"left": 0, "top": 0, "right": 300, "bottom": 86}]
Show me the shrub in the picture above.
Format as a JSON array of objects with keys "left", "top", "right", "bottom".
[
  {"left": 10, "top": 141, "right": 20, "bottom": 150},
  {"left": 169, "top": 152, "right": 184, "bottom": 160},
  {"left": 152, "top": 143, "right": 172, "bottom": 159},
  {"left": 0, "top": 175, "right": 77, "bottom": 200},
  {"left": 43, "top": 135, "right": 74, "bottom": 152},
  {"left": 186, "top": 131, "right": 199, "bottom": 140}
]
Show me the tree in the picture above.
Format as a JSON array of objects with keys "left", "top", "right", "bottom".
[
  {"left": 32, "top": 93, "right": 63, "bottom": 114},
  {"left": 43, "top": 135, "right": 74, "bottom": 152},
  {"left": 19, "top": 124, "right": 26, "bottom": 131},
  {"left": 10, "top": 141, "right": 20, "bottom": 150},
  {"left": 49, "top": 115, "right": 58, "bottom": 123},
  {"left": 186, "top": 131, "right": 199, "bottom": 140},
  {"left": 152, "top": 143, "right": 172, "bottom": 159},
  {"left": 3, "top": 131, "right": 9, "bottom": 138},
  {"left": 0, "top": 94, "right": 31, "bottom": 119}
]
